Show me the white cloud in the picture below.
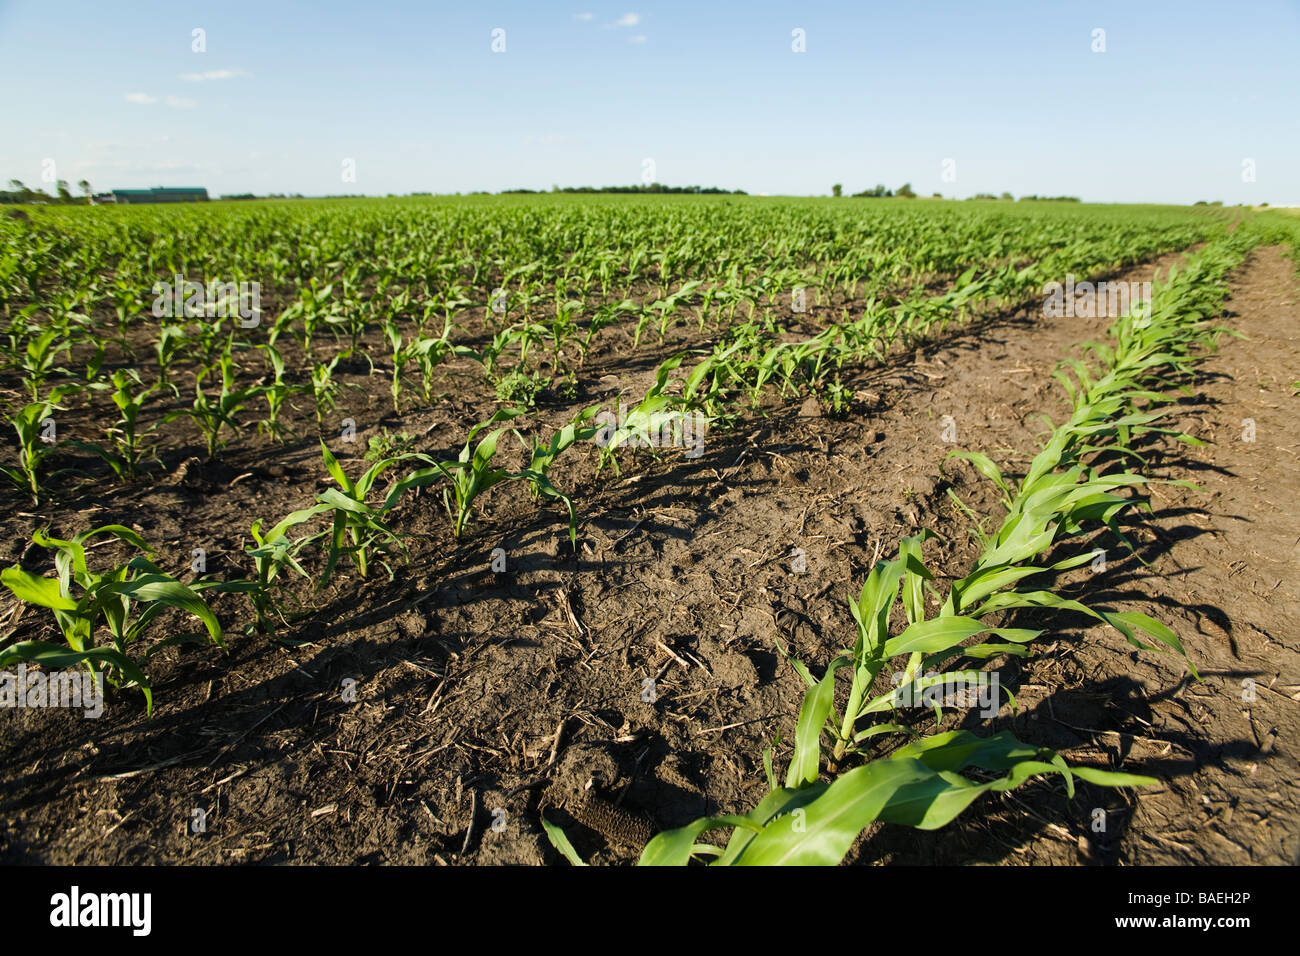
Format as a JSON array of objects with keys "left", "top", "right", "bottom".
[
  {"left": 614, "top": 12, "right": 640, "bottom": 27},
  {"left": 630, "top": 34, "right": 647, "bottom": 43},
  {"left": 574, "top": 12, "right": 593, "bottom": 20},
  {"left": 178, "top": 69, "right": 250, "bottom": 82},
  {"left": 164, "top": 95, "right": 197, "bottom": 109},
  {"left": 124, "top": 92, "right": 157, "bottom": 104}
]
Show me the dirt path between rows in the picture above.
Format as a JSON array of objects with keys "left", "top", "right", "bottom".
[{"left": 3, "top": 245, "right": 1295, "bottom": 866}]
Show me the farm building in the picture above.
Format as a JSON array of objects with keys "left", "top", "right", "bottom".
[{"left": 110, "top": 187, "right": 209, "bottom": 204}]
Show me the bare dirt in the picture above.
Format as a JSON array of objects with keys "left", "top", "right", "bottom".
[{"left": 2, "top": 246, "right": 1297, "bottom": 865}]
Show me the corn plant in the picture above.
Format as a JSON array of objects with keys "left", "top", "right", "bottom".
[
  {"left": 412, "top": 324, "right": 467, "bottom": 402},
  {"left": 188, "top": 313, "right": 233, "bottom": 368},
  {"left": 524, "top": 404, "right": 601, "bottom": 505},
  {"left": 172, "top": 354, "right": 260, "bottom": 458},
  {"left": 386, "top": 408, "right": 581, "bottom": 545},
  {"left": 17, "top": 327, "right": 72, "bottom": 400},
  {"left": 580, "top": 300, "right": 636, "bottom": 359},
  {"left": 315, "top": 442, "right": 417, "bottom": 583},
  {"left": 384, "top": 318, "right": 411, "bottom": 412},
  {"left": 310, "top": 354, "right": 342, "bottom": 426},
  {"left": 0, "top": 526, "right": 224, "bottom": 714},
  {"left": 548, "top": 300, "right": 581, "bottom": 374},
  {"left": 596, "top": 353, "right": 704, "bottom": 474},
  {"left": 1, "top": 384, "right": 74, "bottom": 503},
  {"left": 648, "top": 279, "right": 703, "bottom": 344},
  {"left": 680, "top": 340, "right": 743, "bottom": 420},
  {"left": 109, "top": 279, "right": 144, "bottom": 359},
  {"left": 154, "top": 323, "right": 187, "bottom": 393},
  {"left": 72, "top": 368, "right": 156, "bottom": 481},
  {"left": 627, "top": 532, "right": 1160, "bottom": 866},
  {"left": 222, "top": 505, "right": 330, "bottom": 637},
  {"left": 330, "top": 281, "right": 371, "bottom": 356},
  {"left": 82, "top": 342, "right": 106, "bottom": 385},
  {"left": 633, "top": 726, "right": 1153, "bottom": 866},
  {"left": 255, "top": 342, "right": 299, "bottom": 441},
  {"left": 384, "top": 318, "right": 461, "bottom": 411},
  {"left": 289, "top": 279, "right": 341, "bottom": 358}
]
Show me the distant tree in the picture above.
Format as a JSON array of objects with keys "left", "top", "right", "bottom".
[
  {"left": 999, "top": 191, "right": 1013, "bottom": 201},
  {"left": 896, "top": 182, "right": 916, "bottom": 198},
  {"left": 832, "top": 183, "right": 842, "bottom": 198},
  {"left": 56, "top": 179, "right": 72, "bottom": 202},
  {"left": 932, "top": 192, "right": 942, "bottom": 199},
  {"left": 78, "top": 179, "right": 92, "bottom": 202}
]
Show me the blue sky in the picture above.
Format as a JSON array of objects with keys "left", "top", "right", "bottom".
[{"left": 2, "top": 0, "right": 1297, "bottom": 203}]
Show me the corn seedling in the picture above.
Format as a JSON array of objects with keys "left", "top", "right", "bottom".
[
  {"left": 596, "top": 353, "right": 702, "bottom": 474},
  {"left": 386, "top": 408, "right": 581, "bottom": 546},
  {"left": 524, "top": 404, "right": 601, "bottom": 503},
  {"left": 17, "top": 327, "right": 72, "bottom": 400},
  {"left": 1, "top": 384, "right": 74, "bottom": 503},
  {"left": 154, "top": 322, "right": 187, "bottom": 393},
  {"left": 171, "top": 354, "right": 260, "bottom": 458},
  {"left": 632, "top": 726, "right": 1153, "bottom": 866},
  {"left": 72, "top": 368, "right": 156, "bottom": 481},
  {"left": 255, "top": 342, "right": 299, "bottom": 441},
  {"left": 310, "top": 354, "right": 343, "bottom": 426},
  {"left": 315, "top": 441, "right": 419, "bottom": 583},
  {"left": 0, "top": 526, "right": 224, "bottom": 714},
  {"left": 650, "top": 279, "right": 703, "bottom": 343},
  {"left": 109, "top": 279, "right": 143, "bottom": 359},
  {"left": 225, "top": 506, "right": 330, "bottom": 637},
  {"left": 626, "top": 530, "right": 1160, "bottom": 867}
]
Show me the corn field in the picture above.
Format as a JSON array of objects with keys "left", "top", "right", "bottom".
[{"left": 3, "top": 195, "right": 1299, "bottom": 867}]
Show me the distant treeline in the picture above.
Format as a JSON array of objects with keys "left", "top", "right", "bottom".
[
  {"left": 220, "top": 193, "right": 308, "bottom": 200},
  {"left": 495, "top": 183, "right": 747, "bottom": 195},
  {"left": 967, "top": 193, "right": 1081, "bottom": 202},
  {"left": 836, "top": 183, "right": 1082, "bottom": 202},
  {"left": 847, "top": 183, "right": 917, "bottom": 198},
  {"left": 1, "top": 179, "right": 93, "bottom": 204}
]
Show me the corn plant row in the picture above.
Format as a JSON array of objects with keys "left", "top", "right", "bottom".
[{"left": 618, "top": 228, "right": 1259, "bottom": 866}]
